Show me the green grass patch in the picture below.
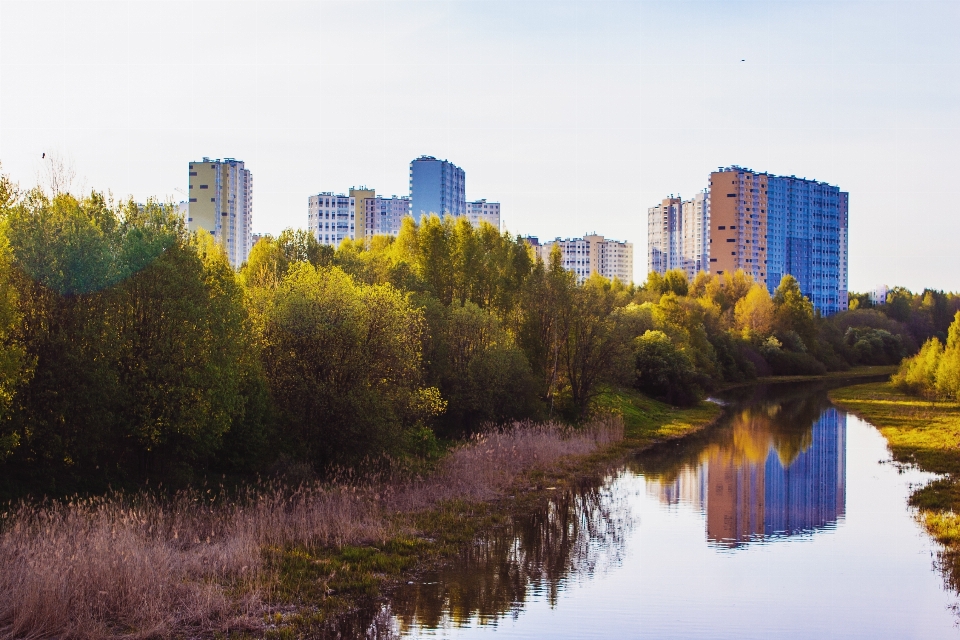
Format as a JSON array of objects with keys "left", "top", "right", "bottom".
[{"left": 593, "top": 386, "right": 722, "bottom": 447}]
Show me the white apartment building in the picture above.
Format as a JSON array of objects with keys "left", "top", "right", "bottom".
[
  {"left": 646, "top": 190, "right": 709, "bottom": 280},
  {"left": 539, "top": 234, "right": 634, "bottom": 284},
  {"left": 647, "top": 197, "right": 680, "bottom": 276},
  {"left": 187, "top": 158, "right": 253, "bottom": 268},
  {"left": 364, "top": 195, "right": 411, "bottom": 238},
  {"left": 308, "top": 193, "right": 356, "bottom": 247},
  {"left": 680, "top": 191, "right": 709, "bottom": 279},
  {"left": 465, "top": 200, "right": 501, "bottom": 230},
  {"left": 869, "top": 285, "right": 888, "bottom": 306}
]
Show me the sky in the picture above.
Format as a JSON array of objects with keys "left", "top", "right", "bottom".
[{"left": 0, "top": 0, "right": 957, "bottom": 292}]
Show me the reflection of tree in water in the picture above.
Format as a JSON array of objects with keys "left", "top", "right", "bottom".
[{"left": 379, "top": 473, "right": 632, "bottom": 634}]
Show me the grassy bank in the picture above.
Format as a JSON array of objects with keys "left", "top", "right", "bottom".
[
  {"left": 720, "top": 364, "right": 897, "bottom": 391},
  {"left": 829, "top": 382, "right": 960, "bottom": 590},
  {"left": 0, "top": 393, "right": 720, "bottom": 639}
]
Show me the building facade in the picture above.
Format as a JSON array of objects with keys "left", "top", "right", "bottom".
[
  {"left": 409, "top": 156, "right": 465, "bottom": 221},
  {"left": 364, "top": 195, "right": 412, "bottom": 238},
  {"left": 538, "top": 234, "right": 634, "bottom": 284},
  {"left": 647, "top": 192, "right": 709, "bottom": 281},
  {"left": 349, "top": 187, "right": 375, "bottom": 239},
  {"left": 465, "top": 199, "right": 501, "bottom": 230},
  {"left": 308, "top": 193, "right": 356, "bottom": 247},
  {"left": 650, "top": 167, "right": 849, "bottom": 315},
  {"left": 708, "top": 168, "right": 769, "bottom": 285},
  {"left": 187, "top": 158, "right": 253, "bottom": 268},
  {"left": 647, "top": 197, "right": 680, "bottom": 276},
  {"left": 723, "top": 167, "right": 848, "bottom": 314}
]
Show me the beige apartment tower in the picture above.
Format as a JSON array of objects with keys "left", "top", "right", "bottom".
[
  {"left": 708, "top": 170, "right": 768, "bottom": 286},
  {"left": 349, "top": 187, "right": 375, "bottom": 239},
  {"left": 187, "top": 158, "right": 253, "bottom": 269}
]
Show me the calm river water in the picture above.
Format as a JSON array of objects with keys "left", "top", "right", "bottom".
[{"left": 357, "top": 380, "right": 960, "bottom": 638}]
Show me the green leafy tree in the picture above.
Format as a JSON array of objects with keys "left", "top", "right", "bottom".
[
  {"left": 633, "top": 330, "right": 702, "bottom": 406},
  {"left": 773, "top": 275, "right": 817, "bottom": 350},
  {"left": 558, "top": 275, "right": 633, "bottom": 418},
  {"left": 253, "top": 263, "right": 440, "bottom": 466}
]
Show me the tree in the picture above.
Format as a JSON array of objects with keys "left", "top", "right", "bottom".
[
  {"left": 633, "top": 330, "right": 702, "bottom": 406},
  {"left": 425, "top": 300, "right": 540, "bottom": 432},
  {"left": 518, "top": 246, "right": 575, "bottom": 409},
  {"left": 242, "top": 229, "right": 332, "bottom": 288},
  {"left": 559, "top": 275, "right": 633, "bottom": 418},
  {"left": 773, "top": 275, "right": 816, "bottom": 350},
  {"left": 1, "top": 192, "right": 254, "bottom": 491},
  {"left": 253, "top": 263, "right": 440, "bottom": 466},
  {"left": 734, "top": 284, "right": 775, "bottom": 337}
]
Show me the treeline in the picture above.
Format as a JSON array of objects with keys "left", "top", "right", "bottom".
[
  {"left": 893, "top": 312, "right": 960, "bottom": 401},
  {"left": 0, "top": 175, "right": 929, "bottom": 498}
]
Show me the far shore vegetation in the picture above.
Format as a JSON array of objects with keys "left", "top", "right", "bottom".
[{"left": 1, "top": 167, "right": 959, "bottom": 637}]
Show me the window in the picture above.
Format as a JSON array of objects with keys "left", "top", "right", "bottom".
[
  {"left": 189, "top": 172, "right": 197, "bottom": 176},
  {"left": 200, "top": 185, "right": 208, "bottom": 189},
  {"left": 726, "top": 238, "right": 735, "bottom": 243},
  {"left": 189, "top": 198, "right": 197, "bottom": 202},
  {"left": 718, "top": 225, "right": 725, "bottom": 230}
]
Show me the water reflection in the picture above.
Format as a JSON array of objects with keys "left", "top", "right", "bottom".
[
  {"left": 348, "top": 377, "right": 949, "bottom": 638},
  {"left": 640, "top": 383, "right": 846, "bottom": 547},
  {"left": 389, "top": 477, "right": 632, "bottom": 633}
]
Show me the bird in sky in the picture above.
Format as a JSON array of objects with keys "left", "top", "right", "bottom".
[{"left": 42, "top": 153, "right": 45, "bottom": 159}]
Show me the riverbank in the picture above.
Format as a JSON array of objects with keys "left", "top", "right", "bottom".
[
  {"left": 829, "top": 382, "right": 960, "bottom": 591},
  {"left": 0, "top": 391, "right": 721, "bottom": 640},
  {"left": 263, "top": 388, "right": 722, "bottom": 637},
  {"left": 720, "top": 364, "right": 897, "bottom": 391}
]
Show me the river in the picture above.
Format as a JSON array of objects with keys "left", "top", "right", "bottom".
[{"left": 353, "top": 379, "right": 960, "bottom": 638}]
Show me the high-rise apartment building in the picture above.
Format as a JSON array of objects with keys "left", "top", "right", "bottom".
[
  {"left": 708, "top": 169, "right": 769, "bottom": 285},
  {"left": 187, "top": 158, "right": 253, "bottom": 268},
  {"left": 715, "top": 167, "right": 848, "bottom": 314},
  {"left": 349, "top": 187, "right": 375, "bottom": 239},
  {"left": 409, "top": 156, "right": 465, "bottom": 220},
  {"left": 308, "top": 193, "right": 356, "bottom": 247},
  {"left": 649, "top": 167, "right": 849, "bottom": 315},
  {"left": 538, "top": 234, "right": 634, "bottom": 284},
  {"left": 364, "top": 195, "right": 412, "bottom": 238},
  {"left": 647, "top": 192, "right": 708, "bottom": 280},
  {"left": 465, "top": 200, "right": 500, "bottom": 230}
]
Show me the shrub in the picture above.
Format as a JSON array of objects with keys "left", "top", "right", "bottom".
[{"left": 633, "top": 330, "right": 703, "bottom": 406}]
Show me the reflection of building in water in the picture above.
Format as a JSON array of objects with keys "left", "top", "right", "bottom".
[
  {"left": 651, "top": 408, "right": 846, "bottom": 547},
  {"left": 761, "top": 409, "right": 845, "bottom": 538}
]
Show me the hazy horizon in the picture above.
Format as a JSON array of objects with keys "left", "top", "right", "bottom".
[{"left": 1, "top": 0, "right": 957, "bottom": 292}]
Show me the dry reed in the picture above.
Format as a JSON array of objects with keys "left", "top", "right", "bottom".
[{"left": 0, "top": 418, "right": 622, "bottom": 639}]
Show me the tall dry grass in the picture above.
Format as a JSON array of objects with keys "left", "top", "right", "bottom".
[{"left": 0, "top": 418, "right": 622, "bottom": 639}]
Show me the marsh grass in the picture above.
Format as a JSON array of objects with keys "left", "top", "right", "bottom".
[{"left": 0, "top": 418, "right": 622, "bottom": 640}]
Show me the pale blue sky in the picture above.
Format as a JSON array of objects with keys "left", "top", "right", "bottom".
[{"left": 1, "top": 1, "right": 957, "bottom": 291}]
